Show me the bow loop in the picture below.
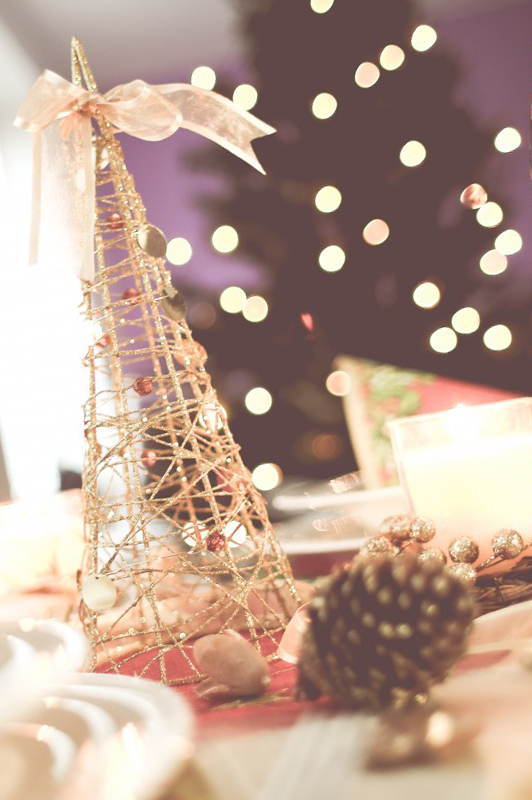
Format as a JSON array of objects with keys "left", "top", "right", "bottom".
[{"left": 15, "top": 69, "right": 274, "bottom": 281}]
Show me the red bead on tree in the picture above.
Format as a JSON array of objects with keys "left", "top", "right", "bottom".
[
  {"left": 133, "top": 376, "right": 154, "bottom": 396},
  {"left": 96, "top": 333, "right": 110, "bottom": 348},
  {"left": 206, "top": 533, "right": 226, "bottom": 552},
  {"left": 141, "top": 449, "right": 157, "bottom": 468},
  {"left": 122, "top": 287, "right": 140, "bottom": 301},
  {"left": 106, "top": 212, "right": 124, "bottom": 230}
]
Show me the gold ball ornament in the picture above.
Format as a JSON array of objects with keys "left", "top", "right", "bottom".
[
  {"left": 410, "top": 517, "right": 436, "bottom": 544},
  {"left": 296, "top": 553, "right": 475, "bottom": 711},
  {"left": 449, "top": 563, "right": 477, "bottom": 585},
  {"left": 81, "top": 574, "right": 117, "bottom": 613},
  {"left": 448, "top": 537, "right": 479, "bottom": 564},
  {"left": 161, "top": 288, "right": 187, "bottom": 322},
  {"left": 460, "top": 183, "right": 488, "bottom": 209},
  {"left": 361, "top": 536, "right": 395, "bottom": 558},
  {"left": 492, "top": 529, "right": 525, "bottom": 560},
  {"left": 135, "top": 224, "right": 168, "bottom": 259},
  {"left": 379, "top": 515, "right": 412, "bottom": 542},
  {"left": 418, "top": 547, "right": 446, "bottom": 565}
]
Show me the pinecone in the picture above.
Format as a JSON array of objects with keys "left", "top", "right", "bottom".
[{"left": 296, "top": 553, "right": 475, "bottom": 711}]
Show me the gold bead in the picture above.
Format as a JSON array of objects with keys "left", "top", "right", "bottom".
[
  {"left": 491, "top": 529, "right": 525, "bottom": 559},
  {"left": 450, "top": 563, "right": 477, "bottom": 585},
  {"left": 410, "top": 516, "right": 436, "bottom": 543},
  {"left": 379, "top": 514, "right": 412, "bottom": 541},
  {"left": 448, "top": 537, "right": 479, "bottom": 564}
]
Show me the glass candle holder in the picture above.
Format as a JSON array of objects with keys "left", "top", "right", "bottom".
[{"left": 388, "top": 398, "right": 532, "bottom": 563}]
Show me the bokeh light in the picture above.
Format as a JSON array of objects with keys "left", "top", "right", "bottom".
[
  {"left": 483, "top": 325, "right": 512, "bottom": 351},
  {"left": 411, "top": 24, "right": 437, "bottom": 52},
  {"left": 326, "top": 369, "right": 351, "bottom": 396},
  {"left": 311, "top": 92, "right": 337, "bottom": 119},
  {"left": 212, "top": 225, "right": 239, "bottom": 253},
  {"left": 220, "top": 286, "right": 247, "bottom": 314},
  {"left": 362, "top": 219, "right": 390, "bottom": 245},
  {"left": 318, "top": 245, "right": 346, "bottom": 272},
  {"left": 494, "top": 229, "right": 522, "bottom": 255},
  {"left": 314, "top": 185, "right": 342, "bottom": 213},
  {"left": 243, "top": 295, "right": 269, "bottom": 322},
  {"left": 233, "top": 84, "right": 258, "bottom": 111},
  {"left": 354, "top": 62, "right": 380, "bottom": 88},
  {"left": 451, "top": 307, "right": 480, "bottom": 334},
  {"left": 429, "top": 327, "right": 458, "bottom": 353},
  {"left": 476, "top": 202, "right": 503, "bottom": 228},
  {"left": 412, "top": 281, "right": 441, "bottom": 309},
  {"left": 190, "top": 66, "right": 216, "bottom": 90},
  {"left": 310, "top": 0, "right": 335, "bottom": 12},
  {"left": 252, "top": 463, "right": 283, "bottom": 491},
  {"left": 399, "top": 140, "right": 426, "bottom": 167},
  {"left": 460, "top": 183, "right": 487, "bottom": 209},
  {"left": 245, "top": 387, "right": 273, "bottom": 415},
  {"left": 166, "top": 237, "right": 192, "bottom": 266},
  {"left": 494, "top": 127, "right": 522, "bottom": 153},
  {"left": 479, "top": 250, "right": 508, "bottom": 276},
  {"left": 379, "top": 44, "right": 405, "bottom": 71}
]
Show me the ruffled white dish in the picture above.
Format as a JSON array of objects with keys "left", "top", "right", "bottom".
[
  {"left": 0, "top": 672, "right": 194, "bottom": 800},
  {"left": 0, "top": 620, "right": 87, "bottom": 729}
]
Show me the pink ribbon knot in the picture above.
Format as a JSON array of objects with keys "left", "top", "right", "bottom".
[{"left": 14, "top": 70, "right": 275, "bottom": 281}]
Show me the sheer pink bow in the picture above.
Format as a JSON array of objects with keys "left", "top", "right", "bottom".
[{"left": 14, "top": 69, "right": 275, "bottom": 281}]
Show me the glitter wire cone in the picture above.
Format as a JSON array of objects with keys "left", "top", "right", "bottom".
[{"left": 73, "top": 41, "right": 299, "bottom": 683}]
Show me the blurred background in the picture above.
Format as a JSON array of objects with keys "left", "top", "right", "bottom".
[{"left": 1, "top": 0, "right": 532, "bottom": 503}]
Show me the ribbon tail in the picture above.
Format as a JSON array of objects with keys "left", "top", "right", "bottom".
[
  {"left": 159, "top": 85, "right": 275, "bottom": 174},
  {"left": 35, "top": 117, "right": 95, "bottom": 282},
  {"left": 28, "top": 132, "right": 43, "bottom": 266}
]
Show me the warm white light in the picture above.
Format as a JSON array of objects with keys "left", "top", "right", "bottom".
[
  {"left": 245, "top": 387, "right": 273, "bottom": 415},
  {"left": 429, "top": 327, "right": 458, "bottom": 353},
  {"left": 354, "top": 62, "right": 380, "bottom": 88},
  {"left": 411, "top": 25, "right": 437, "bottom": 52},
  {"left": 379, "top": 44, "right": 405, "bottom": 71},
  {"left": 314, "top": 185, "right": 342, "bottom": 213},
  {"left": 412, "top": 281, "right": 440, "bottom": 309},
  {"left": 220, "top": 286, "right": 247, "bottom": 314},
  {"left": 190, "top": 66, "right": 216, "bottom": 90},
  {"left": 399, "top": 140, "right": 426, "bottom": 167},
  {"left": 311, "top": 92, "right": 337, "bottom": 119},
  {"left": 243, "top": 295, "right": 268, "bottom": 322},
  {"left": 483, "top": 324, "right": 512, "bottom": 351},
  {"left": 166, "top": 237, "right": 192, "bottom": 266},
  {"left": 233, "top": 84, "right": 258, "bottom": 111},
  {"left": 494, "top": 127, "right": 522, "bottom": 153},
  {"left": 212, "top": 225, "right": 239, "bottom": 253},
  {"left": 362, "top": 219, "right": 390, "bottom": 245},
  {"left": 183, "top": 521, "right": 208, "bottom": 548},
  {"left": 452, "top": 307, "right": 480, "bottom": 334},
  {"left": 318, "top": 245, "right": 346, "bottom": 272},
  {"left": 310, "top": 0, "right": 335, "bottom": 12},
  {"left": 476, "top": 202, "right": 503, "bottom": 228},
  {"left": 252, "top": 463, "right": 283, "bottom": 491},
  {"left": 224, "top": 520, "right": 247, "bottom": 547},
  {"left": 494, "top": 229, "right": 522, "bottom": 255},
  {"left": 326, "top": 370, "right": 351, "bottom": 397},
  {"left": 479, "top": 250, "right": 508, "bottom": 275}
]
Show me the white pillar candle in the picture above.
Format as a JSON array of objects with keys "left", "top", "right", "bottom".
[{"left": 389, "top": 399, "right": 532, "bottom": 564}]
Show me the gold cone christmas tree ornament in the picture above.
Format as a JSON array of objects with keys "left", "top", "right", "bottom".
[{"left": 17, "top": 39, "right": 299, "bottom": 683}]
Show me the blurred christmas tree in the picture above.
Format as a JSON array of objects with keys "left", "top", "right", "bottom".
[{"left": 188, "top": 0, "right": 528, "bottom": 483}]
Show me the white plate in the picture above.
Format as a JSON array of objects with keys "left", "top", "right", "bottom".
[
  {"left": 275, "top": 485, "right": 409, "bottom": 555},
  {"left": 0, "top": 673, "right": 194, "bottom": 800},
  {"left": 0, "top": 621, "right": 87, "bottom": 729}
]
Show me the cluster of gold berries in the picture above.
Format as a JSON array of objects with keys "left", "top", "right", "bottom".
[{"left": 361, "top": 515, "right": 528, "bottom": 586}]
